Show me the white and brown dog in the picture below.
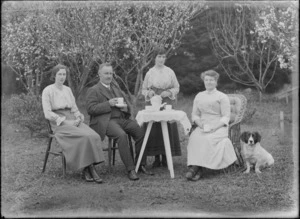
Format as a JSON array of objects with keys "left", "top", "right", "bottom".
[{"left": 240, "top": 131, "right": 274, "bottom": 174}]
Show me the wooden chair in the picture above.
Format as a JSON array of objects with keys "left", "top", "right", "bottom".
[
  {"left": 103, "top": 135, "right": 134, "bottom": 172},
  {"left": 42, "top": 120, "right": 66, "bottom": 177},
  {"left": 42, "top": 120, "right": 135, "bottom": 174}
]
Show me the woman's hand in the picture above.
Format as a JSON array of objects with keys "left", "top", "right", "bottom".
[
  {"left": 74, "top": 118, "right": 81, "bottom": 127},
  {"left": 62, "top": 120, "right": 75, "bottom": 126},
  {"left": 148, "top": 90, "right": 155, "bottom": 98},
  {"left": 194, "top": 119, "right": 203, "bottom": 129},
  {"left": 78, "top": 113, "right": 84, "bottom": 122},
  {"left": 160, "top": 90, "right": 171, "bottom": 98}
]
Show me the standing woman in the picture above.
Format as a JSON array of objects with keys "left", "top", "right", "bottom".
[
  {"left": 186, "top": 70, "right": 237, "bottom": 181},
  {"left": 142, "top": 47, "right": 181, "bottom": 168},
  {"left": 42, "top": 64, "right": 105, "bottom": 183}
]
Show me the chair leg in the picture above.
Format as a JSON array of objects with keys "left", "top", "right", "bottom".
[
  {"left": 128, "top": 135, "right": 134, "bottom": 163},
  {"left": 62, "top": 153, "right": 66, "bottom": 177},
  {"left": 108, "top": 138, "right": 113, "bottom": 172},
  {"left": 112, "top": 139, "right": 117, "bottom": 166},
  {"left": 42, "top": 137, "right": 53, "bottom": 173}
]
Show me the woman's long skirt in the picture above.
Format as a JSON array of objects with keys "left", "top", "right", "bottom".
[
  {"left": 187, "top": 126, "right": 236, "bottom": 169},
  {"left": 51, "top": 110, "right": 105, "bottom": 171},
  {"left": 143, "top": 93, "right": 181, "bottom": 157},
  {"left": 143, "top": 121, "right": 181, "bottom": 156}
]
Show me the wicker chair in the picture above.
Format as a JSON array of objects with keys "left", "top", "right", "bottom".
[{"left": 227, "top": 94, "right": 247, "bottom": 167}]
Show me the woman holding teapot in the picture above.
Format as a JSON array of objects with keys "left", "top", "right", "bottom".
[{"left": 141, "top": 47, "right": 181, "bottom": 168}]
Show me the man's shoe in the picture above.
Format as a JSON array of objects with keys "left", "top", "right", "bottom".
[
  {"left": 128, "top": 170, "right": 139, "bottom": 181},
  {"left": 89, "top": 165, "right": 103, "bottom": 184},
  {"left": 139, "top": 165, "right": 154, "bottom": 175},
  {"left": 82, "top": 167, "right": 94, "bottom": 182}
]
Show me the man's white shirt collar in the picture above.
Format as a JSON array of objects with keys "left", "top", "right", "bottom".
[{"left": 101, "top": 82, "right": 110, "bottom": 89}]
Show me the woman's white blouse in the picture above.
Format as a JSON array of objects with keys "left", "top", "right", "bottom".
[
  {"left": 142, "top": 66, "right": 179, "bottom": 101},
  {"left": 42, "top": 84, "right": 81, "bottom": 125},
  {"left": 192, "top": 89, "right": 230, "bottom": 126}
]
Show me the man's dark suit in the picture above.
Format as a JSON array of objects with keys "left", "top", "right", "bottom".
[{"left": 86, "top": 81, "right": 146, "bottom": 171}]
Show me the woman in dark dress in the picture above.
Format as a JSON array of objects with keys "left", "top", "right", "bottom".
[{"left": 141, "top": 48, "right": 181, "bottom": 167}]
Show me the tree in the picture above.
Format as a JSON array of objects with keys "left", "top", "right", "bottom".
[
  {"left": 207, "top": 2, "right": 297, "bottom": 101},
  {"left": 36, "top": 2, "right": 132, "bottom": 98},
  {"left": 2, "top": 7, "right": 53, "bottom": 95},
  {"left": 112, "top": 2, "right": 203, "bottom": 113},
  {"left": 252, "top": 3, "right": 298, "bottom": 70},
  {"left": 2, "top": 1, "right": 203, "bottom": 107}
]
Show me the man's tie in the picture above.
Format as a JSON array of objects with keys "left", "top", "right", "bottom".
[{"left": 110, "top": 85, "right": 118, "bottom": 98}]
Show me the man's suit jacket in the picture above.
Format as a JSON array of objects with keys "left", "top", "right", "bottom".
[{"left": 86, "top": 81, "right": 131, "bottom": 141}]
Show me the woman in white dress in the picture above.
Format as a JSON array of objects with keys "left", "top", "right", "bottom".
[
  {"left": 186, "top": 70, "right": 237, "bottom": 181},
  {"left": 142, "top": 47, "right": 181, "bottom": 168},
  {"left": 42, "top": 64, "right": 105, "bottom": 183}
]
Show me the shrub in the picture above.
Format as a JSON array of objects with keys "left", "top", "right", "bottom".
[{"left": 3, "top": 93, "right": 47, "bottom": 137}]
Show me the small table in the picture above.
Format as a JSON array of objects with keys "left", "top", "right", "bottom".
[{"left": 135, "top": 109, "right": 191, "bottom": 178}]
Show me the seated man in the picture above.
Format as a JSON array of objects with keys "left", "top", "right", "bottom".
[{"left": 86, "top": 63, "right": 153, "bottom": 180}]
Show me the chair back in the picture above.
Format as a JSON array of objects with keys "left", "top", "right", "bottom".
[{"left": 227, "top": 94, "right": 247, "bottom": 127}]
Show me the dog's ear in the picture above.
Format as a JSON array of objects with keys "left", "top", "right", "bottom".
[
  {"left": 240, "top": 132, "right": 248, "bottom": 143},
  {"left": 254, "top": 132, "right": 261, "bottom": 142}
]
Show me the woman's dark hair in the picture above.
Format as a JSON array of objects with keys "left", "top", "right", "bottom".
[
  {"left": 153, "top": 47, "right": 167, "bottom": 59},
  {"left": 50, "top": 64, "right": 69, "bottom": 81},
  {"left": 200, "top": 70, "right": 220, "bottom": 82}
]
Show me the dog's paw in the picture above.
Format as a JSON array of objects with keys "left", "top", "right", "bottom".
[
  {"left": 243, "top": 170, "right": 250, "bottom": 174},
  {"left": 255, "top": 169, "right": 262, "bottom": 174}
]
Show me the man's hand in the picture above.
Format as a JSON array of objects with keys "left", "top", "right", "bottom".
[
  {"left": 119, "top": 104, "right": 128, "bottom": 112},
  {"left": 160, "top": 90, "right": 171, "bottom": 98},
  {"left": 109, "top": 98, "right": 118, "bottom": 107}
]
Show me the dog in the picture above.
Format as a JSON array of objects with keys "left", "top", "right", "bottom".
[{"left": 240, "top": 131, "right": 274, "bottom": 174}]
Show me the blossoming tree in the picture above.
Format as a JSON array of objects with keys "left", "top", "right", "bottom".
[{"left": 207, "top": 2, "right": 297, "bottom": 101}]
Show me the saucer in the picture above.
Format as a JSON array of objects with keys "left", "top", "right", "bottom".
[{"left": 115, "top": 103, "right": 126, "bottom": 107}]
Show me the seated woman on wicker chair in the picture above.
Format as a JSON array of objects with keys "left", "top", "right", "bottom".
[
  {"left": 42, "top": 64, "right": 105, "bottom": 183},
  {"left": 186, "top": 70, "right": 237, "bottom": 181}
]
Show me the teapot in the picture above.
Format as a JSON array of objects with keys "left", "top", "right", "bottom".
[{"left": 150, "top": 95, "right": 163, "bottom": 111}]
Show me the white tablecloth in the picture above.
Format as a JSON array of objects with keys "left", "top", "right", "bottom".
[{"left": 135, "top": 110, "right": 191, "bottom": 135}]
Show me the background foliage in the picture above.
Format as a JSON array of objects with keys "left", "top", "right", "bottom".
[{"left": 2, "top": 1, "right": 296, "bottom": 98}]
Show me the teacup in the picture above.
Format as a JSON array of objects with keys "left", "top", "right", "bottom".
[
  {"left": 203, "top": 124, "right": 211, "bottom": 132},
  {"left": 117, "top": 97, "right": 124, "bottom": 105},
  {"left": 165, "top": 105, "right": 172, "bottom": 111},
  {"left": 145, "top": 106, "right": 153, "bottom": 111}
]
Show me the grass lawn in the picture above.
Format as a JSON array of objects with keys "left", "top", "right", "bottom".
[{"left": 1, "top": 90, "right": 298, "bottom": 217}]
